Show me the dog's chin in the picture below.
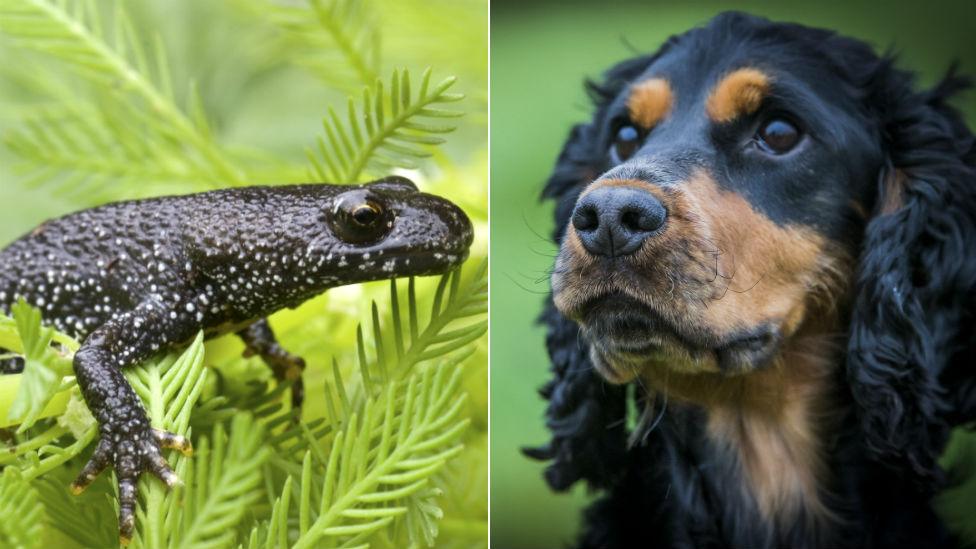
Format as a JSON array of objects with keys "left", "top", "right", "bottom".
[
  {"left": 588, "top": 348, "right": 640, "bottom": 384},
  {"left": 584, "top": 320, "right": 715, "bottom": 382},
  {"left": 578, "top": 293, "right": 781, "bottom": 381}
]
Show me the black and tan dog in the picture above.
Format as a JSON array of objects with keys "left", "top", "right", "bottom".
[{"left": 527, "top": 11, "right": 976, "bottom": 549}]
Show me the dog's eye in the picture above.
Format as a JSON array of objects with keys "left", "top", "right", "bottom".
[
  {"left": 755, "top": 118, "right": 800, "bottom": 154},
  {"left": 612, "top": 125, "right": 641, "bottom": 162}
]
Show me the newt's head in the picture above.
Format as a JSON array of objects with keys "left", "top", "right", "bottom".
[{"left": 311, "top": 176, "right": 473, "bottom": 284}]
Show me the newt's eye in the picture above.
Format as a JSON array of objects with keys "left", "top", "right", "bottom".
[
  {"left": 352, "top": 203, "right": 381, "bottom": 226},
  {"left": 330, "top": 193, "right": 393, "bottom": 244}
]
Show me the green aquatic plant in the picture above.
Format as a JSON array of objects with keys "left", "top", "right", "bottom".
[{"left": 0, "top": 0, "right": 488, "bottom": 547}]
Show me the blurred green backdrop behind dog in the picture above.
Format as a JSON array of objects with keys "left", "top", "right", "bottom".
[{"left": 490, "top": 1, "right": 976, "bottom": 548}]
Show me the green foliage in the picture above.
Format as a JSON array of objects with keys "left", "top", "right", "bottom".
[
  {"left": 128, "top": 333, "right": 208, "bottom": 549},
  {"left": 3, "top": 299, "right": 77, "bottom": 430},
  {"left": 0, "top": 261, "right": 486, "bottom": 548},
  {"left": 125, "top": 332, "right": 207, "bottom": 435},
  {"left": 171, "top": 415, "right": 268, "bottom": 549},
  {"left": 32, "top": 468, "right": 118, "bottom": 546},
  {"left": 0, "top": 0, "right": 245, "bottom": 200},
  {"left": 136, "top": 413, "right": 270, "bottom": 549},
  {"left": 349, "top": 260, "right": 488, "bottom": 396},
  {"left": 0, "top": 467, "right": 44, "bottom": 549},
  {"left": 0, "top": 0, "right": 469, "bottom": 199},
  {"left": 248, "top": 364, "right": 468, "bottom": 548},
  {"left": 243, "top": 0, "right": 382, "bottom": 90},
  {"left": 307, "top": 67, "right": 463, "bottom": 183},
  {"left": 0, "top": 0, "right": 487, "bottom": 547},
  {"left": 435, "top": 433, "right": 489, "bottom": 549}
]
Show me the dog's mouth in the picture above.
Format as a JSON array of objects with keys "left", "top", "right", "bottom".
[{"left": 579, "top": 293, "right": 780, "bottom": 378}]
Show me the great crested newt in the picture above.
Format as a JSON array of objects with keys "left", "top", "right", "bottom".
[{"left": 0, "top": 176, "right": 473, "bottom": 543}]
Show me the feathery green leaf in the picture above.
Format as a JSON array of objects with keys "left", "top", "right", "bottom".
[
  {"left": 128, "top": 332, "right": 209, "bottom": 548},
  {"left": 248, "top": 363, "right": 468, "bottom": 548},
  {"left": 0, "top": 0, "right": 245, "bottom": 200},
  {"left": 0, "top": 2, "right": 486, "bottom": 547},
  {"left": 163, "top": 414, "right": 269, "bottom": 549},
  {"left": 308, "top": 67, "right": 463, "bottom": 183},
  {"left": 0, "top": 468, "right": 44, "bottom": 549},
  {"left": 2, "top": 299, "right": 77, "bottom": 430},
  {"left": 248, "top": 0, "right": 381, "bottom": 90}
]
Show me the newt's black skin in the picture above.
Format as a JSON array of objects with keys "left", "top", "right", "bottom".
[{"left": 0, "top": 176, "right": 472, "bottom": 543}]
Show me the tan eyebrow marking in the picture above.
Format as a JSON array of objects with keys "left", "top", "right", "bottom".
[
  {"left": 706, "top": 68, "right": 771, "bottom": 123},
  {"left": 627, "top": 78, "right": 673, "bottom": 129}
]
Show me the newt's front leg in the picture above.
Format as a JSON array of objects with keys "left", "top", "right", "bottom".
[
  {"left": 238, "top": 318, "right": 306, "bottom": 409},
  {"left": 70, "top": 304, "right": 193, "bottom": 545}
]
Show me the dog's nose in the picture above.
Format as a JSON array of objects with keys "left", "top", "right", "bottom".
[{"left": 571, "top": 186, "right": 666, "bottom": 257}]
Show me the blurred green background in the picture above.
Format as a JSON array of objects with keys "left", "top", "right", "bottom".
[
  {"left": 1, "top": 1, "right": 488, "bottom": 547},
  {"left": 0, "top": 0, "right": 489, "bottom": 425},
  {"left": 1, "top": 0, "right": 488, "bottom": 235},
  {"left": 490, "top": 1, "right": 976, "bottom": 548}
]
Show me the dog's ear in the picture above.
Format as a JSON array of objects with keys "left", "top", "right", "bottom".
[
  {"left": 523, "top": 302, "right": 629, "bottom": 490},
  {"left": 847, "top": 64, "right": 976, "bottom": 488}
]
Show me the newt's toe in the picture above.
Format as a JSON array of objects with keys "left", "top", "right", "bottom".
[
  {"left": 262, "top": 352, "right": 306, "bottom": 410},
  {"left": 291, "top": 376, "right": 305, "bottom": 410},
  {"left": 153, "top": 428, "right": 193, "bottom": 456},
  {"left": 70, "top": 437, "right": 112, "bottom": 494},
  {"left": 71, "top": 425, "right": 189, "bottom": 544},
  {"left": 118, "top": 476, "right": 138, "bottom": 544}
]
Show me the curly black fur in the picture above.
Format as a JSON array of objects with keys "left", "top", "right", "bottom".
[{"left": 527, "top": 12, "right": 976, "bottom": 549}]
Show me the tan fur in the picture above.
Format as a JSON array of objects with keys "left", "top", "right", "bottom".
[
  {"left": 880, "top": 169, "right": 907, "bottom": 214},
  {"left": 554, "top": 172, "right": 850, "bottom": 371},
  {"left": 678, "top": 171, "right": 826, "bottom": 335},
  {"left": 848, "top": 200, "right": 868, "bottom": 220},
  {"left": 551, "top": 227, "right": 594, "bottom": 313},
  {"left": 559, "top": 172, "right": 852, "bottom": 527},
  {"left": 551, "top": 89, "right": 859, "bottom": 530},
  {"left": 705, "top": 352, "right": 835, "bottom": 528},
  {"left": 706, "top": 68, "right": 771, "bottom": 123},
  {"left": 627, "top": 78, "right": 673, "bottom": 129},
  {"left": 639, "top": 330, "right": 840, "bottom": 528}
]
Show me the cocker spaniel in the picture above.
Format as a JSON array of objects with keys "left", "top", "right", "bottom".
[{"left": 526, "top": 11, "right": 976, "bottom": 549}]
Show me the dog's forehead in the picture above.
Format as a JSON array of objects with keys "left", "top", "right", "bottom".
[
  {"left": 631, "top": 37, "right": 816, "bottom": 108},
  {"left": 596, "top": 21, "right": 886, "bottom": 241},
  {"left": 605, "top": 21, "right": 884, "bottom": 161},
  {"left": 623, "top": 18, "right": 875, "bottom": 121}
]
